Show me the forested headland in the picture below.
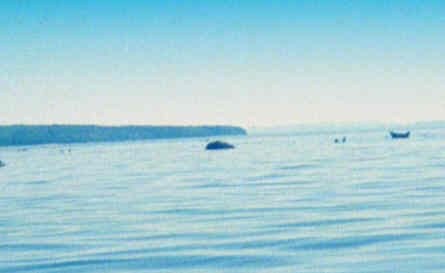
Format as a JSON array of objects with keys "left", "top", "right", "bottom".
[{"left": 0, "top": 125, "right": 247, "bottom": 146}]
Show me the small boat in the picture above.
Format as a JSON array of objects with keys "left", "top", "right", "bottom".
[{"left": 390, "top": 131, "right": 410, "bottom": 139}]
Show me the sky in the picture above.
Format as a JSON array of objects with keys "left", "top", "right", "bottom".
[{"left": 1, "top": 0, "right": 444, "bottom": 127}]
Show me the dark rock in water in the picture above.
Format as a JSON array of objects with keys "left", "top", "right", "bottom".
[
  {"left": 0, "top": 160, "right": 5, "bottom": 168},
  {"left": 206, "top": 141, "right": 235, "bottom": 150}
]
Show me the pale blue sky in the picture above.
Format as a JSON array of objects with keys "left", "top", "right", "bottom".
[{"left": 1, "top": 0, "right": 444, "bottom": 126}]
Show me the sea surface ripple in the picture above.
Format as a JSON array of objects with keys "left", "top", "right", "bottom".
[{"left": 1, "top": 127, "right": 445, "bottom": 272}]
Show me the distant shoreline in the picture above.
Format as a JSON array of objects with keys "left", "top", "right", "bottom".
[{"left": 0, "top": 125, "right": 247, "bottom": 147}]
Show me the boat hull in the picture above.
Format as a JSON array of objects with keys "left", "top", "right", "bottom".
[{"left": 390, "top": 131, "right": 410, "bottom": 139}]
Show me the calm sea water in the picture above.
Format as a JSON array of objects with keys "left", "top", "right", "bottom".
[{"left": 2, "top": 126, "right": 445, "bottom": 273}]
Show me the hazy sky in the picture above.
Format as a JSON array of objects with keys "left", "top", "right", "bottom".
[{"left": 1, "top": 0, "right": 444, "bottom": 126}]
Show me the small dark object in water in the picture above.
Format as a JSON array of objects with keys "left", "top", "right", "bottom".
[
  {"left": 334, "top": 137, "right": 346, "bottom": 144},
  {"left": 0, "top": 160, "right": 5, "bottom": 168},
  {"left": 206, "top": 141, "right": 235, "bottom": 150},
  {"left": 390, "top": 131, "right": 410, "bottom": 139}
]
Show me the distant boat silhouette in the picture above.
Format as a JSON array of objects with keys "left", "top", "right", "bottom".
[{"left": 390, "top": 131, "right": 410, "bottom": 139}]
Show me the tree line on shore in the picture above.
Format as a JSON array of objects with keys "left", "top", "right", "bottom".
[{"left": 0, "top": 125, "right": 247, "bottom": 146}]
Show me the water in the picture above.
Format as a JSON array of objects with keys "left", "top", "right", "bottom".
[{"left": 1, "top": 126, "right": 445, "bottom": 272}]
